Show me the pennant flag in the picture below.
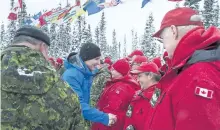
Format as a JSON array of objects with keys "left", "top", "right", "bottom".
[
  {"left": 141, "top": 0, "right": 150, "bottom": 8},
  {"left": 68, "top": 8, "right": 86, "bottom": 23},
  {"left": 83, "top": 0, "right": 105, "bottom": 15},
  {"left": 24, "top": 12, "right": 42, "bottom": 26},
  {"left": 8, "top": 0, "right": 23, "bottom": 20}
]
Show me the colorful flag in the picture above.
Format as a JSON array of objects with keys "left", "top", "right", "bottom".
[
  {"left": 8, "top": 0, "right": 23, "bottom": 20},
  {"left": 83, "top": 0, "right": 105, "bottom": 15},
  {"left": 141, "top": 0, "right": 150, "bottom": 8}
]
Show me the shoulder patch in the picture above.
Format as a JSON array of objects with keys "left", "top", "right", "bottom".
[{"left": 195, "top": 86, "right": 214, "bottom": 99}]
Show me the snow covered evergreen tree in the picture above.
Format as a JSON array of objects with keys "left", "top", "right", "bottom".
[
  {"left": 99, "top": 12, "right": 108, "bottom": 57},
  {"left": 132, "top": 30, "right": 138, "bottom": 51},
  {"left": 48, "top": 23, "right": 57, "bottom": 57},
  {"left": 112, "top": 29, "right": 118, "bottom": 61},
  {"left": 118, "top": 42, "right": 121, "bottom": 59},
  {"left": 64, "top": 22, "right": 72, "bottom": 56},
  {"left": 57, "top": 24, "right": 66, "bottom": 57},
  {"left": 203, "top": 0, "right": 215, "bottom": 28},
  {"left": 175, "top": 2, "right": 180, "bottom": 8},
  {"left": 87, "top": 24, "right": 93, "bottom": 43},
  {"left": 184, "top": 0, "right": 200, "bottom": 10},
  {"left": 94, "top": 26, "right": 100, "bottom": 46},
  {"left": 141, "top": 12, "right": 157, "bottom": 59},
  {"left": 76, "top": 16, "right": 82, "bottom": 45},
  {"left": 0, "top": 22, "right": 7, "bottom": 50},
  {"left": 7, "top": 0, "right": 17, "bottom": 44},
  {"left": 81, "top": 16, "right": 88, "bottom": 45},
  {"left": 71, "top": 22, "right": 80, "bottom": 52},
  {"left": 41, "top": 24, "right": 49, "bottom": 34},
  {"left": 123, "top": 35, "right": 127, "bottom": 57},
  {"left": 213, "top": 0, "right": 220, "bottom": 27}
]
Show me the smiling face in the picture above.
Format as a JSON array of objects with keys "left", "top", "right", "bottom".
[
  {"left": 137, "top": 72, "right": 152, "bottom": 89},
  {"left": 85, "top": 56, "right": 101, "bottom": 71}
]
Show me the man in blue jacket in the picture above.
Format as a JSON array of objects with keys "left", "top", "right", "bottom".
[{"left": 62, "top": 43, "right": 117, "bottom": 127}]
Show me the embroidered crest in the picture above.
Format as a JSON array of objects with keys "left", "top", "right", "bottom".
[
  {"left": 150, "top": 88, "right": 161, "bottom": 107},
  {"left": 126, "top": 105, "right": 133, "bottom": 117},
  {"left": 195, "top": 86, "right": 214, "bottom": 99}
]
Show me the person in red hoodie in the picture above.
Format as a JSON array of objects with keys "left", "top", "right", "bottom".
[
  {"left": 144, "top": 7, "right": 220, "bottom": 130},
  {"left": 92, "top": 59, "right": 140, "bottom": 130},
  {"left": 127, "top": 50, "right": 144, "bottom": 62},
  {"left": 124, "top": 62, "right": 161, "bottom": 130},
  {"left": 130, "top": 56, "right": 148, "bottom": 80}
]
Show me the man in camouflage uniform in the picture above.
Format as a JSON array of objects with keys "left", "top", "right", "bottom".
[
  {"left": 90, "top": 61, "right": 111, "bottom": 105},
  {"left": 1, "top": 26, "right": 84, "bottom": 130}
]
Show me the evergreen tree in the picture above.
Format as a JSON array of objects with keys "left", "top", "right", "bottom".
[
  {"left": 175, "top": 2, "right": 180, "bottom": 8},
  {"left": 203, "top": 0, "right": 215, "bottom": 28},
  {"left": 184, "top": 0, "right": 200, "bottom": 10},
  {"left": 132, "top": 30, "right": 138, "bottom": 51},
  {"left": 76, "top": 16, "right": 82, "bottom": 45},
  {"left": 48, "top": 23, "right": 57, "bottom": 57},
  {"left": 18, "top": 0, "right": 27, "bottom": 27},
  {"left": 213, "top": 0, "right": 220, "bottom": 27},
  {"left": 112, "top": 29, "right": 118, "bottom": 61},
  {"left": 99, "top": 12, "right": 108, "bottom": 57},
  {"left": 7, "top": 0, "right": 17, "bottom": 44},
  {"left": 56, "top": 24, "right": 66, "bottom": 57},
  {"left": 141, "top": 12, "right": 157, "bottom": 59},
  {"left": 94, "top": 26, "right": 100, "bottom": 46},
  {"left": 64, "top": 22, "right": 72, "bottom": 56},
  {"left": 41, "top": 25, "right": 49, "bottom": 34},
  {"left": 71, "top": 22, "right": 80, "bottom": 52},
  {"left": 81, "top": 16, "right": 88, "bottom": 45},
  {"left": 0, "top": 22, "right": 7, "bottom": 50},
  {"left": 123, "top": 35, "right": 127, "bottom": 57},
  {"left": 118, "top": 42, "right": 121, "bottom": 59},
  {"left": 87, "top": 24, "right": 93, "bottom": 43}
]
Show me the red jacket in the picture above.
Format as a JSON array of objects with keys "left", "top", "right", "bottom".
[
  {"left": 123, "top": 85, "right": 155, "bottom": 130},
  {"left": 92, "top": 75, "right": 140, "bottom": 130},
  {"left": 144, "top": 26, "right": 220, "bottom": 130}
]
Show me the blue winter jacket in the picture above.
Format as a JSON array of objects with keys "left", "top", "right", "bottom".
[{"left": 62, "top": 54, "right": 109, "bottom": 126}]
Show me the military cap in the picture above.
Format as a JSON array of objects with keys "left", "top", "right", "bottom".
[{"left": 15, "top": 25, "right": 50, "bottom": 46}]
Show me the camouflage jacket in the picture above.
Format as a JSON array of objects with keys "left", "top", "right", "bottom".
[
  {"left": 1, "top": 45, "right": 86, "bottom": 130},
  {"left": 90, "top": 66, "right": 111, "bottom": 105}
]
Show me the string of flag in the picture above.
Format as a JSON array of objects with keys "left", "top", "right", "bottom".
[{"left": 7, "top": 0, "right": 201, "bottom": 27}]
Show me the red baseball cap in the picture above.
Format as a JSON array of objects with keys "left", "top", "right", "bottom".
[
  {"left": 153, "top": 7, "right": 203, "bottom": 38},
  {"left": 131, "top": 62, "right": 159, "bottom": 75}
]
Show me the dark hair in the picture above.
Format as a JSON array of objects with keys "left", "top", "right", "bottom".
[
  {"left": 67, "top": 52, "right": 77, "bottom": 61},
  {"left": 144, "top": 72, "right": 161, "bottom": 82},
  {"left": 12, "top": 35, "right": 42, "bottom": 45}
]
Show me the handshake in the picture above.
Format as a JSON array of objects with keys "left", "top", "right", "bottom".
[{"left": 108, "top": 113, "right": 117, "bottom": 126}]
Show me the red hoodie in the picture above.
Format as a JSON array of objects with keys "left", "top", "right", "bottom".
[
  {"left": 144, "top": 26, "right": 220, "bottom": 130},
  {"left": 92, "top": 75, "right": 140, "bottom": 130}
]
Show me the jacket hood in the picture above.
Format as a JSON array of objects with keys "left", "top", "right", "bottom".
[
  {"left": 64, "top": 54, "right": 93, "bottom": 76},
  {"left": 171, "top": 26, "right": 220, "bottom": 69},
  {"left": 108, "top": 75, "right": 140, "bottom": 90}
]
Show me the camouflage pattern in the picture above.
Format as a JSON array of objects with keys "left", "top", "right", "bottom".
[
  {"left": 1, "top": 46, "right": 86, "bottom": 130},
  {"left": 90, "top": 66, "right": 111, "bottom": 105}
]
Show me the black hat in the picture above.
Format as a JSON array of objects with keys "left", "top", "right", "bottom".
[
  {"left": 15, "top": 25, "right": 50, "bottom": 46},
  {"left": 79, "top": 43, "right": 101, "bottom": 61}
]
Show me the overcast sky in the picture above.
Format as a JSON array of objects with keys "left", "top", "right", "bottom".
[{"left": 0, "top": 0, "right": 178, "bottom": 53}]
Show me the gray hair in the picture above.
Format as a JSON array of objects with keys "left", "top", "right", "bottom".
[{"left": 12, "top": 35, "right": 43, "bottom": 45}]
